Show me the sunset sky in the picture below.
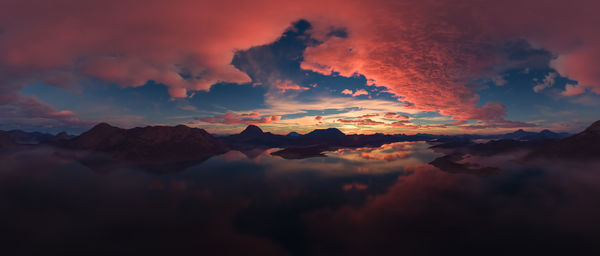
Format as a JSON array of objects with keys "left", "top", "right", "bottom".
[{"left": 1, "top": 0, "right": 599, "bottom": 134}]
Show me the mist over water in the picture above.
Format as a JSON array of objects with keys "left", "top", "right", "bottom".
[{"left": 1, "top": 142, "right": 600, "bottom": 255}]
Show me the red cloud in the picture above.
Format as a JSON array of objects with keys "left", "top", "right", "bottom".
[
  {"left": 359, "top": 114, "right": 379, "bottom": 119},
  {"left": 337, "top": 118, "right": 384, "bottom": 126},
  {"left": 273, "top": 80, "right": 310, "bottom": 93},
  {"left": 300, "top": 0, "right": 600, "bottom": 123},
  {"left": 340, "top": 89, "right": 368, "bottom": 97},
  {"left": 342, "top": 183, "right": 368, "bottom": 191},
  {"left": 315, "top": 116, "right": 323, "bottom": 121},
  {"left": 0, "top": 96, "right": 89, "bottom": 127},
  {"left": 2, "top": 0, "right": 600, "bottom": 128},
  {"left": 240, "top": 112, "right": 260, "bottom": 117},
  {"left": 561, "top": 84, "right": 586, "bottom": 97},
  {"left": 200, "top": 112, "right": 281, "bottom": 125},
  {"left": 384, "top": 113, "right": 409, "bottom": 120}
]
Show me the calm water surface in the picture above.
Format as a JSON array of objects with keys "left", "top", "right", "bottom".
[{"left": 1, "top": 142, "right": 599, "bottom": 255}]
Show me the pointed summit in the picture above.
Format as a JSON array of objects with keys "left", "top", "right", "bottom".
[
  {"left": 286, "top": 132, "right": 301, "bottom": 137},
  {"left": 240, "top": 125, "right": 264, "bottom": 137},
  {"left": 87, "top": 122, "right": 119, "bottom": 134},
  {"left": 584, "top": 120, "right": 600, "bottom": 133}
]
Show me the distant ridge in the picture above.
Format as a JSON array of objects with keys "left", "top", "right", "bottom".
[
  {"left": 528, "top": 120, "right": 600, "bottom": 159},
  {"left": 67, "top": 123, "right": 228, "bottom": 162},
  {"left": 500, "top": 128, "right": 570, "bottom": 140},
  {"left": 304, "top": 128, "right": 345, "bottom": 137}
]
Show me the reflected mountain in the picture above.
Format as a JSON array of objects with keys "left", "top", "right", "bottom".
[
  {"left": 271, "top": 145, "right": 328, "bottom": 159},
  {"left": 2, "top": 121, "right": 600, "bottom": 255},
  {"left": 430, "top": 153, "right": 501, "bottom": 176}
]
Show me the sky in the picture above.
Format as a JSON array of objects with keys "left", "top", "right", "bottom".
[{"left": 1, "top": 0, "right": 599, "bottom": 135}]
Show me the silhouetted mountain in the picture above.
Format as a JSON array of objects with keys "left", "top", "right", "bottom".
[
  {"left": 527, "top": 120, "right": 600, "bottom": 160},
  {"left": 67, "top": 123, "right": 228, "bottom": 162},
  {"left": 0, "top": 129, "right": 76, "bottom": 145},
  {"left": 286, "top": 132, "right": 301, "bottom": 137},
  {"left": 225, "top": 125, "right": 291, "bottom": 148},
  {"left": 500, "top": 129, "right": 570, "bottom": 140},
  {"left": 4, "top": 130, "right": 56, "bottom": 144},
  {"left": 239, "top": 125, "right": 264, "bottom": 137},
  {"left": 55, "top": 131, "right": 72, "bottom": 140},
  {"left": 304, "top": 128, "right": 345, "bottom": 137}
]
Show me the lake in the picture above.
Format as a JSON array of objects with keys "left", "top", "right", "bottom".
[{"left": 1, "top": 142, "right": 599, "bottom": 255}]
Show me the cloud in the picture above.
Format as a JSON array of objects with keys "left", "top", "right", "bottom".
[
  {"left": 198, "top": 112, "right": 281, "bottom": 125},
  {"left": 315, "top": 116, "right": 323, "bottom": 121},
  {"left": 352, "top": 89, "right": 368, "bottom": 97},
  {"left": 568, "top": 95, "right": 600, "bottom": 106},
  {"left": 0, "top": 96, "right": 90, "bottom": 128},
  {"left": 491, "top": 74, "right": 507, "bottom": 86},
  {"left": 3, "top": 0, "right": 600, "bottom": 129},
  {"left": 341, "top": 89, "right": 368, "bottom": 97},
  {"left": 461, "top": 120, "right": 538, "bottom": 130},
  {"left": 337, "top": 118, "right": 384, "bottom": 126},
  {"left": 358, "top": 114, "right": 379, "bottom": 119},
  {"left": 533, "top": 72, "right": 557, "bottom": 93},
  {"left": 359, "top": 151, "right": 411, "bottom": 161},
  {"left": 240, "top": 112, "right": 260, "bottom": 117},
  {"left": 342, "top": 183, "right": 368, "bottom": 191},
  {"left": 384, "top": 113, "right": 409, "bottom": 120},
  {"left": 561, "top": 84, "right": 586, "bottom": 97},
  {"left": 273, "top": 80, "right": 310, "bottom": 93},
  {"left": 301, "top": 0, "right": 600, "bottom": 123}
]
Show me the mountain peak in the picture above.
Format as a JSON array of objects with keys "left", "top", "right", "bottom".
[
  {"left": 286, "top": 132, "right": 301, "bottom": 137},
  {"left": 240, "top": 125, "right": 264, "bottom": 136},
  {"left": 90, "top": 122, "right": 116, "bottom": 131},
  {"left": 584, "top": 120, "right": 600, "bottom": 133},
  {"left": 306, "top": 128, "right": 345, "bottom": 137}
]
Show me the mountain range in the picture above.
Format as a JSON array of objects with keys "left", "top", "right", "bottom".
[
  {"left": 0, "top": 121, "right": 597, "bottom": 163},
  {"left": 65, "top": 123, "right": 228, "bottom": 162}
]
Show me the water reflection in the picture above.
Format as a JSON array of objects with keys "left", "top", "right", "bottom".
[{"left": 1, "top": 143, "right": 599, "bottom": 255}]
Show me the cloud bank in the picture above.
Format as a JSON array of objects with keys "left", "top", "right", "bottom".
[{"left": 1, "top": 0, "right": 599, "bottom": 129}]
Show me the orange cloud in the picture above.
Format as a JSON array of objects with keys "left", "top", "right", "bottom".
[
  {"left": 352, "top": 89, "right": 368, "bottom": 97},
  {"left": 240, "top": 112, "right": 260, "bottom": 117},
  {"left": 359, "top": 114, "right": 379, "bottom": 119},
  {"left": 199, "top": 112, "right": 281, "bottom": 125},
  {"left": 337, "top": 118, "right": 384, "bottom": 126},
  {"left": 561, "top": 84, "right": 586, "bottom": 97},
  {"left": 274, "top": 80, "right": 310, "bottom": 93},
  {"left": 342, "top": 183, "right": 368, "bottom": 191},
  {"left": 340, "top": 89, "right": 368, "bottom": 97},
  {"left": 359, "top": 151, "right": 411, "bottom": 161},
  {"left": 384, "top": 113, "right": 409, "bottom": 120},
  {"left": 3, "top": 0, "right": 600, "bottom": 129},
  {"left": 341, "top": 89, "right": 353, "bottom": 95}
]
